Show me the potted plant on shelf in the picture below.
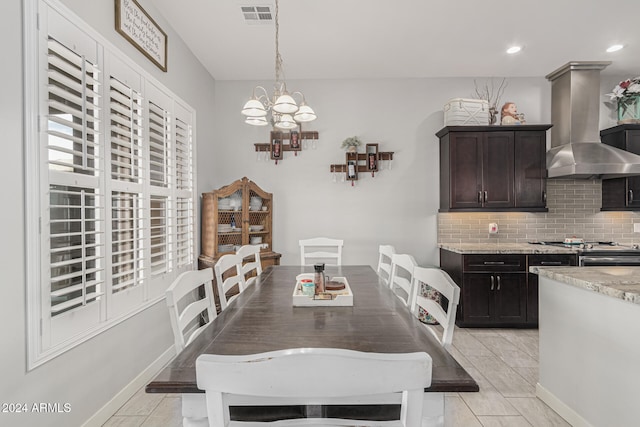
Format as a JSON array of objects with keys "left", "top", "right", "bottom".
[
  {"left": 341, "top": 136, "right": 362, "bottom": 153},
  {"left": 608, "top": 76, "right": 640, "bottom": 124}
]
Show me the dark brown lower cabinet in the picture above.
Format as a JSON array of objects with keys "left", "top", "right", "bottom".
[
  {"left": 463, "top": 272, "right": 526, "bottom": 325},
  {"left": 440, "top": 249, "right": 577, "bottom": 328}
]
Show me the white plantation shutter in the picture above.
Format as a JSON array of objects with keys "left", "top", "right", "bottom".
[
  {"left": 110, "top": 191, "right": 145, "bottom": 293},
  {"left": 176, "top": 197, "right": 193, "bottom": 267},
  {"left": 150, "top": 195, "right": 171, "bottom": 276},
  {"left": 175, "top": 116, "right": 192, "bottom": 191},
  {"left": 148, "top": 101, "right": 171, "bottom": 188},
  {"left": 46, "top": 38, "right": 101, "bottom": 176},
  {"left": 48, "top": 186, "right": 104, "bottom": 315},
  {"left": 27, "top": 1, "right": 197, "bottom": 365},
  {"left": 109, "top": 76, "right": 144, "bottom": 183},
  {"left": 174, "top": 106, "right": 194, "bottom": 267},
  {"left": 44, "top": 33, "right": 106, "bottom": 345},
  {"left": 106, "top": 61, "right": 147, "bottom": 316},
  {"left": 147, "top": 84, "right": 174, "bottom": 284}
]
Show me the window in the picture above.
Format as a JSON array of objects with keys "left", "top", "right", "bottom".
[{"left": 25, "top": 0, "right": 197, "bottom": 367}]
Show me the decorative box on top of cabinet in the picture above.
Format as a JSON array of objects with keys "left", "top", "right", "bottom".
[
  {"left": 437, "top": 125, "right": 551, "bottom": 212},
  {"left": 199, "top": 177, "right": 281, "bottom": 311},
  {"left": 601, "top": 124, "right": 640, "bottom": 210}
]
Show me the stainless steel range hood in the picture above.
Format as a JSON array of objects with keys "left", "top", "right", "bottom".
[{"left": 545, "top": 61, "right": 640, "bottom": 179}]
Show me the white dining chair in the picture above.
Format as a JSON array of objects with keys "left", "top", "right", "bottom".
[
  {"left": 196, "top": 347, "right": 432, "bottom": 427},
  {"left": 377, "top": 244, "right": 396, "bottom": 286},
  {"left": 165, "top": 268, "right": 217, "bottom": 353},
  {"left": 389, "top": 253, "right": 418, "bottom": 307},
  {"left": 235, "top": 244, "right": 262, "bottom": 287},
  {"left": 410, "top": 266, "right": 460, "bottom": 349},
  {"left": 213, "top": 253, "right": 246, "bottom": 311},
  {"left": 299, "top": 237, "right": 344, "bottom": 266}
]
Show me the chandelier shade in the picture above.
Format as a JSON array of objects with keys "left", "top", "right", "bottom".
[
  {"left": 241, "top": 98, "right": 268, "bottom": 117},
  {"left": 273, "top": 92, "right": 298, "bottom": 114},
  {"left": 241, "top": 0, "right": 316, "bottom": 128},
  {"left": 274, "top": 114, "right": 297, "bottom": 130},
  {"left": 294, "top": 104, "right": 317, "bottom": 122},
  {"left": 245, "top": 116, "right": 269, "bottom": 126}
]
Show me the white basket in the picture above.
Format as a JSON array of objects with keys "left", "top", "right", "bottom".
[
  {"left": 292, "top": 276, "right": 353, "bottom": 307},
  {"left": 444, "top": 98, "right": 489, "bottom": 125}
]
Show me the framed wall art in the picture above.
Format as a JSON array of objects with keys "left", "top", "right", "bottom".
[
  {"left": 366, "top": 143, "right": 378, "bottom": 172},
  {"left": 271, "top": 138, "right": 283, "bottom": 160},
  {"left": 289, "top": 130, "right": 301, "bottom": 151},
  {"left": 115, "top": 0, "right": 168, "bottom": 71},
  {"left": 346, "top": 152, "right": 358, "bottom": 181}
]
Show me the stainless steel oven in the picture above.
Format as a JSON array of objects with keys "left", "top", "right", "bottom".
[
  {"left": 529, "top": 241, "right": 640, "bottom": 267},
  {"left": 579, "top": 253, "right": 640, "bottom": 266}
]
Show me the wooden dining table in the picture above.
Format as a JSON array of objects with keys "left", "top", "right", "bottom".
[{"left": 146, "top": 265, "right": 478, "bottom": 425}]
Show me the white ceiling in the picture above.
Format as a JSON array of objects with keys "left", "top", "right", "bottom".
[{"left": 143, "top": 0, "right": 639, "bottom": 81}]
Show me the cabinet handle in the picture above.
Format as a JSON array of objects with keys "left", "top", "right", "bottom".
[
  {"left": 490, "top": 275, "right": 495, "bottom": 291},
  {"left": 484, "top": 191, "right": 488, "bottom": 203},
  {"left": 543, "top": 190, "right": 547, "bottom": 204},
  {"left": 478, "top": 191, "right": 482, "bottom": 204},
  {"left": 629, "top": 189, "right": 634, "bottom": 204},
  {"left": 483, "top": 261, "right": 505, "bottom": 265},
  {"left": 540, "top": 261, "right": 562, "bottom": 266},
  {"left": 497, "top": 275, "right": 501, "bottom": 291}
]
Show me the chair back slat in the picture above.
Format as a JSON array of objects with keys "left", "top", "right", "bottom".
[
  {"left": 389, "top": 253, "right": 417, "bottom": 306},
  {"left": 410, "top": 266, "right": 460, "bottom": 349},
  {"left": 166, "top": 268, "right": 216, "bottom": 352},
  {"left": 214, "top": 254, "right": 246, "bottom": 311},
  {"left": 196, "top": 348, "right": 431, "bottom": 426},
  {"left": 377, "top": 244, "right": 396, "bottom": 285},
  {"left": 235, "top": 244, "right": 262, "bottom": 287},
  {"left": 299, "top": 237, "right": 344, "bottom": 266}
]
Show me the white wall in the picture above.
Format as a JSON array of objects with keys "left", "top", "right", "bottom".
[
  {"left": 1, "top": 0, "right": 631, "bottom": 425},
  {"left": 0, "top": 1, "right": 217, "bottom": 426},
  {"left": 211, "top": 77, "right": 550, "bottom": 267}
]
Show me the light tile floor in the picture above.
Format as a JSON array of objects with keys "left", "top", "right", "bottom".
[{"left": 103, "top": 327, "right": 571, "bottom": 427}]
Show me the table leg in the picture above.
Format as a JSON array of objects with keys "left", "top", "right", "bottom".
[
  {"left": 181, "top": 393, "right": 208, "bottom": 427},
  {"left": 422, "top": 392, "right": 444, "bottom": 427}
]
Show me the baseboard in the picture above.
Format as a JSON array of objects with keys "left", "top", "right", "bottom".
[
  {"left": 535, "top": 383, "right": 594, "bottom": 427},
  {"left": 81, "top": 346, "right": 176, "bottom": 427}
]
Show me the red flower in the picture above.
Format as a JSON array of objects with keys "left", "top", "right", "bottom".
[{"left": 620, "top": 79, "right": 631, "bottom": 89}]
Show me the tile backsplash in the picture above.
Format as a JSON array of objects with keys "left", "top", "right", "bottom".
[{"left": 438, "top": 180, "right": 640, "bottom": 244}]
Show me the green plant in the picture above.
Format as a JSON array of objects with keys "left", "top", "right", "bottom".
[{"left": 340, "top": 136, "right": 362, "bottom": 149}]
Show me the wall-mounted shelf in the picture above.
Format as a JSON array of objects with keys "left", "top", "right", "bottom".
[
  {"left": 330, "top": 153, "right": 394, "bottom": 173},
  {"left": 254, "top": 130, "right": 319, "bottom": 164},
  {"left": 330, "top": 143, "right": 394, "bottom": 185}
]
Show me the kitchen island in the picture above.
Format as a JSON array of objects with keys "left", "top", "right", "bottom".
[{"left": 530, "top": 266, "right": 640, "bottom": 427}]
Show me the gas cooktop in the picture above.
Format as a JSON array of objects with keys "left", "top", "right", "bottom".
[{"left": 528, "top": 241, "right": 640, "bottom": 252}]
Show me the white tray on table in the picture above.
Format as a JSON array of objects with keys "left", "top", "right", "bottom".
[{"left": 292, "top": 274, "right": 353, "bottom": 307}]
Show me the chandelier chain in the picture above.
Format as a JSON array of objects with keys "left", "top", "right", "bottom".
[
  {"left": 274, "top": 0, "right": 284, "bottom": 85},
  {"left": 241, "top": 0, "right": 316, "bottom": 128}
]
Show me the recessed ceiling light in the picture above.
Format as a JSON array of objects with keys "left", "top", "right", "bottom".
[
  {"left": 506, "top": 46, "right": 522, "bottom": 54},
  {"left": 606, "top": 44, "right": 624, "bottom": 53}
]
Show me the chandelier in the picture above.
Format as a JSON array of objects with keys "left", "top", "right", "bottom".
[{"left": 241, "top": 0, "right": 317, "bottom": 129}]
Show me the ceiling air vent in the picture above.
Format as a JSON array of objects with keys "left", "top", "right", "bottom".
[{"left": 240, "top": 5, "right": 273, "bottom": 24}]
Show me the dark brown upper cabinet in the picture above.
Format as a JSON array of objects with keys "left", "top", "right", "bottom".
[
  {"left": 601, "top": 124, "right": 640, "bottom": 211},
  {"left": 438, "top": 125, "right": 551, "bottom": 212}
]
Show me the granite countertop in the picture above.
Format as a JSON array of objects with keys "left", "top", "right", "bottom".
[
  {"left": 531, "top": 266, "right": 640, "bottom": 305},
  {"left": 439, "top": 243, "right": 579, "bottom": 255}
]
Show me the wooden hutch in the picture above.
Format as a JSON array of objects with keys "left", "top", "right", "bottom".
[{"left": 198, "top": 177, "right": 281, "bottom": 311}]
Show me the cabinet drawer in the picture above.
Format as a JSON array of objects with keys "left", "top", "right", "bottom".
[
  {"left": 528, "top": 254, "right": 577, "bottom": 267},
  {"left": 463, "top": 254, "right": 526, "bottom": 272}
]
